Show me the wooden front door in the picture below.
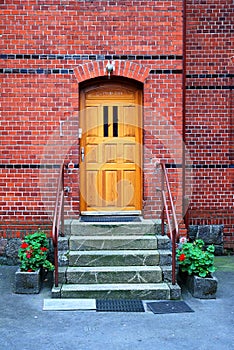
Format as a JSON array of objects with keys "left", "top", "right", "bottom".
[{"left": 80, "top": 82, "right": 142, "bottom": 213}]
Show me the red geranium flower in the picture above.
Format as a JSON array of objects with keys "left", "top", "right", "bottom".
[
  {"left": 21, "top": 242, "right": 29, "bottom": 249},
  {"left": 26, "top": 253, "right": 31, "bottom": 259},
  {"left": 27, "top": 269, "right": 33, "bottom": 272},
  {"left": 179, "top": 253, "right": 186, "bottom": 261},
  {"left": 40, "top": 247, "right": 47, "bottom": 252}
]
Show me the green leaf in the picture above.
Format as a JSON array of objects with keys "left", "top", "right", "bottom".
[
  {"left": 208, "top": 266, "right": 216, "bottom": 273},
  {"left": 198, "top": 271, "right": 207, "bottom": 277},
  {"left": 176, "top": 239, "right": 216, "bottom": 278}
]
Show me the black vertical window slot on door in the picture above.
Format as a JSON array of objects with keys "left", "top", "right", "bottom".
[
  {"left": 113, "top": 106, "right": 118, "bottom": 137},
  {"left": 103, "top": 106, "right": 108, "bottom": 137}
]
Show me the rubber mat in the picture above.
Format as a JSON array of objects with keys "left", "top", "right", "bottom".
[
  {"left": 147, "top": 301, "right": 194, "bottom": 314},
  {"left": 80, "top": 216, "right": 141, "bottom": 223},
  {"left": 96, "top": 299, "right": 145, "bottom": 312}
]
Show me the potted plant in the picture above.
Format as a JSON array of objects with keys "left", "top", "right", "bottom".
[
  {"left": 15, "top": 228, "right": 54, "bottom": 294},
  {"left": 176, "top": 239, "right": 218, "bottom": 299}
]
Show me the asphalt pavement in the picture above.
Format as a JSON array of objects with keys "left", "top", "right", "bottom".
[{"left": 0, "top": 256, "right": 234, "bottom": 350}]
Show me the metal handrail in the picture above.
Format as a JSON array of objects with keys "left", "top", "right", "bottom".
[
  {"left": 52, "top": 163, "right": 65, "bottom": 287},
  {"left": 160, "top": 161, "right": 179, "bottom": 285}
]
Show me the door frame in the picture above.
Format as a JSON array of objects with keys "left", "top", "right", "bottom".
[{"left": 79, "top": 78, "right": 143, "bottom": 215}]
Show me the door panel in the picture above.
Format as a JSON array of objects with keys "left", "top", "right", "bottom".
[{"left": 80, "top": 83, "right": 142, "bottom": 213}]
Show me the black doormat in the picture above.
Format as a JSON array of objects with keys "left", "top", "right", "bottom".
[
  {"left": 147, "top": 301, "right": 194, "bottom": 314},
  {"left": 96, "top": 299, "right": 145, "bottom": 312},
  {"left": 80, "top": 216, "right": 141, "bottom": 223}
]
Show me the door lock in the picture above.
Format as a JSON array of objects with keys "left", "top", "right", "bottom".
[{"left": 81, "top": 147, "right": 85, "bottom": 162}]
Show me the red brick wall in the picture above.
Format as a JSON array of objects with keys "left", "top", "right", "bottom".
[
  {"left": 186, "top": 0, "right": 234, "bottom": 249},
  {"left": 0, "top": 0, "right": 233, "bottom": 248}
]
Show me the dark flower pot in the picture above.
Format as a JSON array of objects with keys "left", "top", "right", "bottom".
[
  {"left": 185, "top": 274, "right": 218, "bottom": 299},
  {"left": 15, "top": 268, "right": 42, "bottom": 294}
]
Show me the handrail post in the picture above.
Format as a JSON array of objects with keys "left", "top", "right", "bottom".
[
  {"left": 52, "top": 162, "right": 65, "bottom": 288},
  {"left": 61, "top": 164, "right": 65, "bottom": 237},
  {"left": 161, "top": 162, "right": 165, "bottom": 235},
  {"left": 159, "top": 161, "right": 178, "bottom": 285},
  {"left": 54, "top": 228, "right": 59, "bottom": 287},
  {"left": 172, "top": 229, "right": 176, "bottom": 285}
]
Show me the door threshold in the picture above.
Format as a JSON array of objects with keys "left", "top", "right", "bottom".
[
  {"left": 79, "top": 216, "right": 142, "bottom": 223},
  {"left": 80, "top": 211, "right": 142, "bottom": 216}
]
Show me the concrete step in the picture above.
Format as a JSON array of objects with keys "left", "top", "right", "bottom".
[
  {"left": 57, "top": 282, "right": 171, "bottom": 300},
  {"left": 69, "top": 235, "right": 158, "bottom": 251},
  {"left": 66, "top": 266, "right": 163, "bottom": 284},
  {"left": 68, "top": 249, "right": 171, "bottom": 267},
  {"left": 69, "top": 250, "right": 159, "bottom": 267},
  {"left": 55, "top": 219, "right": 179, "bottom": 300},
  {"left": 57, "top": 265, "right": 173, "bottom": 284},
  {"left": 58, "top": 235, "right": 171, "bottom": 251},
  {"left": 65, "top": 219, "right": 161, "bottom": 236}
]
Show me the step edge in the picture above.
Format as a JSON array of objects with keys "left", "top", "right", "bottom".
[
  {"left": 61, "top": 282, "right": 170, "bottom": 291},
  {"left": 69, "top": 250, "right": 160, "bottom": 255},
  {"left": 66, "top": 266, "right": 162, "bottom": 272},
  {"left": 69, "top": 235, "right": 157, "bottom": 240}
]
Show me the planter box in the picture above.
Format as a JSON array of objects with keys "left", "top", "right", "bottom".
[
  {"left": 186, "top": 275, "right": 218, "bottom": 299},
  {"left": 15, "top": 268, "right": 42, "bottom": 294}
]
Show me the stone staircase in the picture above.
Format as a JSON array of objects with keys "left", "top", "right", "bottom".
[{"left": 52, "top": 219, "right": 181, "bottom": 300}]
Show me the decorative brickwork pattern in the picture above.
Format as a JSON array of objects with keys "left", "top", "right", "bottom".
[{"left": 74, "top": 61, "right": 150, "bottom": 83}]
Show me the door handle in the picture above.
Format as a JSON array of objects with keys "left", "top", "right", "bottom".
[{"left": 81, "top": 147, "right": 85, "bottom": 162}]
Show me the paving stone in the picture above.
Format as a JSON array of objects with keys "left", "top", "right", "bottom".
[{"left": 43, "top": 298, "right": 96, "bottom": 310}]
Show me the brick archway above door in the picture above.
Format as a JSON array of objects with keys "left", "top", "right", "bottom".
[{"left": 74, "top": 61, "right": 150, "bottom": 83}]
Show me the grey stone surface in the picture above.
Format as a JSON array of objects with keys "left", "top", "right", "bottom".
[
  {"left": 69, "top": 235, "right": 158, "bottom": 251},
  {"left": 43, "top": 298, "right": 96, "bottom": 310},
  {"left": 158, "top": 250, "right": 172, "bottom": 266},
  {"left": 70, "top": 220, "right": 159, "bottom": 236},
  {"left": 66, "top": 266, "right": 162, "bottom": 284},
  {"left": 57, "top": 266, "right": 67, "bottom": 283},
  {"left": 57, "top": 222, "right": 179, "bottom": 300},
  {"left": 64, "top": 219, "right": 73, "bottom": 235},
  {"left": 60, "top": 282, "right": 170, "bottom": 300},
  {"left": 201, "top": 225, "right": 223, "bottom": 244},
  {"left": 5, "top": 238, "right": 21, "bottom": 264},
  {"left": 161, "top": 266, "right": 172, "bottom": 282},
  {"left": 168, "top": 283, "right": 182, "bottom": 300},
  {"left": 6, "top": 239, "right": 21, "bottom": 258},
  {"left": 0, "top": 238, "right": 7, "bottom": 256},
  {"left": 156, "top": 235, "right": 171, "bottom": 249},
  {"left": 188, "top": 225, "right": 198, "bottom": 240},
  {"left": 69, "top": 250, "right": 160, "bottom": 267},
  {"left": 153, "top": 220, "right": 163, "bottom": 234},
  {"left": 58, "top": 250, "right": 69, "bottom": 266},
  {"left": 15, "top": 268, "right": 42, "bottom": 294},
  {"left": 56, "top": 221, "right": 178, "bottom": 300},
  {"left": 186, "top": 275, "right": 218, "bottom": 299},
  {"left": 51, "top": 284, "right": 62, "bottom": 298},
  {"left": 189, "top": 225, "right": 224, "bottom": 254},
  {"left": 0, "top": 239, "right": 8, "bottom": 265},
  {"left": 58, "top": 236, "right": 69, "bottom": 250},
  {"left": 0, "top": 257, "right": 7, "bottom": 265}
]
